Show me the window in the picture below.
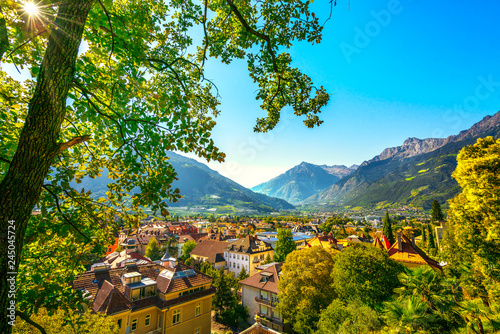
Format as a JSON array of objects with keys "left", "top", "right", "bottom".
[
  {"left": 237, "top": 254, "right": 240, "bottom": 260},
  {"left": 237, "top": 263, "right": 240, "bottom": 269},
  {"left": 131, "top": 319, "right": 138, "bottom": 331},
  {"left": 195, "top": 328, "right": 201, "bottom": 334},
  {"left": 196, "top": 302, "right": 201, "bottom": 316},
  {"left": 117, "top": 319, "right": 122, "bottom": 329},
  {"left": 233, "top": 262, "right": 235, "bottom": 268},
  {"left": 145, "top": 314, "right": 151, "bottom": 327},
  {"left": 173, "top": 309, "right": 181, "bottom": 325}
]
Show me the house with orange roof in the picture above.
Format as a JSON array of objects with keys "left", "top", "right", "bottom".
[{"left": 387, "top": 232, "right": 442, "bottom": 271}]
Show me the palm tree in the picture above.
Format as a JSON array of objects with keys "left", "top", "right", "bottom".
[
  {"left": 391, "top": 267, "right": 462, "bottom": 332},
  {"left": 383, "top": 297, "right": 436, "bottom": 333},
  {"left": 456, "top": 299, "right": 500, "bottom": 334}
]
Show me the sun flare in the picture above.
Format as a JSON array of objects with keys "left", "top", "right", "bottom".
[{"left": 24, "top": 2, "right": 39, "bottom": 15}]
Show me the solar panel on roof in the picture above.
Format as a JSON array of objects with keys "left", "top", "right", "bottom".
[{"left": 175, "top": 271, "right": 186, "bottom": 278}]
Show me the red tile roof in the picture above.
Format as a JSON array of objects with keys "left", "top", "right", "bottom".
[
  {"left": 387, "top": 233, "right": 442, "bottom": 271},
  {"left": 156, "top": 262, "right": 213, "bottom": 294}
]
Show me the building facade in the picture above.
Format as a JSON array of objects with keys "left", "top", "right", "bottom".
[
  {"left": 72, "top": 257, "right": 215, "bottom": 334},
  {"left": 239, "top": 263, "right": 286, "bottom": 333},
  {"left": 224, "top": 236, "right": 273, "bottom": 276}
]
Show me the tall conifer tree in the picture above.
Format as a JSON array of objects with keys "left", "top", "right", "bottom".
[
  {"left": 383, "top": 210, "right": 395, "bottom": 245},
  {"left": 431, "top": 200, "right": 445, "bottom": 222}
]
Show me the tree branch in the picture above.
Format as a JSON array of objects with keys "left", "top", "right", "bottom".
[
  {"left": 57, "top": 135, "right": 91, "bottom": 153},
  {"left": 6, "top": 29, "right": 47, "bottom": 59},
  {"left": 0, "top": 156, "right": 11, "bottom": 164},
  {"left": 41, "top": 185, "right": 91, "bottom": 242},
  {"left": 16, "top": 310, "right": 48, "bottom": 334},
  {"left": 201, "top": 0, "right": 209, "bottom": 67},
  {"left": 97, "top": 0, "right": 115, "bottom": 63},
  {"left": 225, "top": 0, "right": 278, "bottom": 73}
]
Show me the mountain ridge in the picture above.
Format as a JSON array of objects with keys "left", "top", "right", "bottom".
[
  {"left": 251, "top": 162, "right": 357, "bottom": 204},
  {"left": 304, "top": 111, "right": 500, "bottom": 209}
]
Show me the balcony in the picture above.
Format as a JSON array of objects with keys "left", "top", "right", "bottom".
[
  {"left": 255, "top": 296, "right": 273, "bottom": 307},
  {"left": 255, "top": 312, "right": 283, "bottom": 328}
]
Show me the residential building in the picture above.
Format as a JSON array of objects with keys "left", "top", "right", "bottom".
[
  {"left": 387, "top": 232, "right": 442, "bottom": 271},
  {"left": 190, "top": 240, "right": 228, "bottom": 270},
  {"left": 305, "top": 232, "right": 339, "bottom": 250},
  {"left": 72, "top": 255, "right": 215, "bottom": 334},
  {"left": 176, "top": 233, "right": 209, "bottom": 257},
  {"left": 99, "top": 249, "right": 154, "bottom": 269},
  {"left": 239, "top": 263, "right": 286, "bottom": 333},
  {"left": 434, "top": 221, "right": 448, "bottom": 249},
  {"left": 120, "top": 235, "right": 160, "bottom": 256},
  {"left": 224, "top": 236, "right": 273, "bottom": 276},
  {"left": 372, "top": 234, "right": 391, "bottom": 250},
  {"left": 239, "top": 320, "right": 281, "bottom": 334}
]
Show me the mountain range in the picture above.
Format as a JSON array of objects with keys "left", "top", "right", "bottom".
[
  {"left": 163, "top": 152, "right": 294, "bottom": 212},
  {"left": 74, "top": 152, "right": 294, "bottom": 213},
  {"left": 255, "top": 111, "right": 500, "bottom": 210},
  {"left": 251, "top": 162, "right": 357, "bottom": 204}
]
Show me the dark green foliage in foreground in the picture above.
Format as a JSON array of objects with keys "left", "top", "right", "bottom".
[{"left": 316, "top": 299, "right": 381, "bottom": 334}]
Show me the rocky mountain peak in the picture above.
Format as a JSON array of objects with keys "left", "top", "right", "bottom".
[{"left": 362, "top": 111, "right": 500, "bottom": 166}]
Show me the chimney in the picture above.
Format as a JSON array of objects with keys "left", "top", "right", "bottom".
[
  {"left": 411, "top": 232, "right": 415, "bottom": 247},
  {"left": 397, "top": 232, "right": 402, "bottom": 252},
  {"left": 169, "top": 257, "right": 178, "bottom": 268}
]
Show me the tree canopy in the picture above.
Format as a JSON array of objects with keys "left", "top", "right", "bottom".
[
  {"left": 180, "top": 240, "right": 197, "bottom": 261},
  {"left": 145, "top": 237, "right": 162, "bottom": 261},
  {"left": 331, "top": 243, "right": 404, "bottom": 307},
  {"left": 0, "top": 1, "right": 332, "bottom": 331},
  {"left": 274, "top": 228, "right": 296, "bottom": 262},
  {"left": 278, "top": 246, "right": 338, "bottom": 334},
  {"left": 446, "top": 136, "right": 500, "bottom": 306}
]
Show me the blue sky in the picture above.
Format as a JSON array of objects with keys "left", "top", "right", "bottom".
[
  {"left": 185, "top": 0, "right": 500, "bottom": 187},
  {"left": 4, "top": 1, "right": 499, "bottom": 188}
]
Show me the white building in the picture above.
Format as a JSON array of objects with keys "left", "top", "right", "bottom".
[{"left": 224, "top": 236, "right": 273, "bottom": 276}]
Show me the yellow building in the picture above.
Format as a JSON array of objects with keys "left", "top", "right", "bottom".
[
  {"left": 73, "top": 257, "right": 215, "bottom": 334},
  {"left": 306, "top": 232, "right": 339, "bottom": 250}
]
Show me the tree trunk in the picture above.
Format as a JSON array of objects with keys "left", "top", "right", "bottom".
[{"left": 0, "top": 1, "right": 93, "bottom": 333}]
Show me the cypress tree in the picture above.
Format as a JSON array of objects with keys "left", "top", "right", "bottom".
[
  {"left": 427, "top": 223, "right": 436, "bottom": 254},
  {"left": 421, "top": 224, "right": 427, "bottom": 248},
  {"left": 431, "top": 200, "right": 445, "bottom": 222},
  {"left": 383, "top": 210, "right": 395, "bottom": 245}
]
